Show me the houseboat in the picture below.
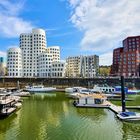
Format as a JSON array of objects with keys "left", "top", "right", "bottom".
[
  {"left": 0, "top": 93, "right": 22, "bottom": 118},
  {"left": 73, "top": 93, "right": 109, "bottom": 107}
]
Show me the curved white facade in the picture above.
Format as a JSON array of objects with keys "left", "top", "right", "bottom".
[
  {"left": 46, "top": 46, "right": 60, "bottom": 62},
  {"left": 7, "top": 28, "right": 62, "bottom": 78},
  {"left": 7, "top": 48, "right": 23, "bottom": 77},
  {"left": 20, "top": 28, "right": 47, "bottom": 77},
  {"left": 38, "top": 53, "right": 53, "bottom": 77}
]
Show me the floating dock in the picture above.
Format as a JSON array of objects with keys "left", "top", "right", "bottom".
[
  {"left": 109, "top": 103, "right": 125, "bottom": 114},
  {"left": 74, "top": 101, "right": 140, "bottom": 114},
  {"left": 126, "top": 106, "right": 140, "bottom": 109}
]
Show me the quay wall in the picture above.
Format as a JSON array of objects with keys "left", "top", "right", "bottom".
[{"left": 0, "top": 77, "right": 140, "bottom": 89}]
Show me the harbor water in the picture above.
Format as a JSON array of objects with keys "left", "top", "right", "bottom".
[{"left": 0, "top": 92, "right": 140, "bottom": 140}]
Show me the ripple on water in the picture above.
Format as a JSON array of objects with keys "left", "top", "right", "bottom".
[{"left": 1, "top": 93, "right": 140, "bottom": 140}]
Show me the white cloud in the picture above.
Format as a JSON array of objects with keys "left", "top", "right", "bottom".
[
  {"left": 6, "top": 45, "right": 19, "bottom": 49},
  {"left": 68, "top": 0, "right": 81, "bottom": 7},
  {"left": 66, "top": 0, "right": 140, "bottom": 65},
  {"left": 0, "top": 0, "right": 34, "bottom": 38},
  {"left": 0, "top": 51, "right": 6, "bottom": 57},
  {"left": 99, "top": 52, "right": 113, "bottom": 66},
  {"left": 0, "top": 0, "right": 24, "bottom": 16}
]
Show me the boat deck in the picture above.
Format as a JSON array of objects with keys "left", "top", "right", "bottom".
[
  {"left": 2, "top": 107, "right": 16, "bottom": 114},
  {"left": 0, "top": 107, "right": 16, "bottom": 118},
  {"left": 0, "top": 99, "right": 15, "bottom": 105}
]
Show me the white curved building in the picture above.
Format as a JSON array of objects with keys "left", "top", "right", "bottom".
[
  {"left": 7, "top": 48, "right": 23, "bottom": 77},
  {"left": 20, "top": 28, "right": 47, "bottom": 77},
  {"left": 46, "top": 46, "right": 60, "bottom": 62},
  {"left": 38, "top": 53, "right": 53, "bottom": 77},
  {"left": 7, "top": 28, "right": 62, "bottom": 78}
]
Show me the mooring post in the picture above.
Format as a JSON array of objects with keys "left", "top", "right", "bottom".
[{"left": 121, "top": 76, "right": 126, "bottom": 112}]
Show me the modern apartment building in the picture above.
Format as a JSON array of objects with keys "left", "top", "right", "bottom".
[
  {"left": 7, "top": 28, "right": 99, "bottom": 78},
  {"left": 111, "top": 36, "right": 140, "bottom": 77},
  {"left": 7, "top": 48, "right": 23, "bottom": 77},
  {"left": 66, "top": 55, "right": 99, "bottom": 78},
  {"left": 110, "top": 47, "right": 123, "bottom": 75},
  {"left": 20, "top": 28, "right": 46, "bottom": 77},
  {"left": 82, "top": 55, "right": 99, "bottom": 78},
  {"left": 66, "top": 56, "right": 82, "bottom": 77}
]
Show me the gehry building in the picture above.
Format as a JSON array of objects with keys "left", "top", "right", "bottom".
[
  {"left": 7, "top": 48, "right": 23, "bottom": 77},
  {"left": 7, "top": 28, "right": 64, "bottom": 78},
  {"left": 20, "top": 28, "right": 47, "bottom": 77}
]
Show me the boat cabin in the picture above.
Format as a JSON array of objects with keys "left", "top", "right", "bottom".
[{"left": 77, "top": 94, "right": 107, "bottom": 105}]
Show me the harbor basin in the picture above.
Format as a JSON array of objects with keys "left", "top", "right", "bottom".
[{"left": 0, "top": 92, "right": 140, "bottom": 140}]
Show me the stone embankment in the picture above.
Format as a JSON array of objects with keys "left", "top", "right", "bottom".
[{"left": 0, "top": 77, "right": 140, "bottom": 89}]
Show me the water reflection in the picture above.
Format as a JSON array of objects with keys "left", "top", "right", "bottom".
[
  {"left": 122, "top": 121, "right": 140, "bottom": 140},
  {"left": 0, "top": 93, "right": 140, "bottom": 140},
  {"left": 76, "top": 108, "right": 107, "bottom": 122},
  {"left": 0, "top": 114, "right": 17, "bottom": 132},
  {"left": 16, "top": 94, "right": 70, "bottom": 140}
]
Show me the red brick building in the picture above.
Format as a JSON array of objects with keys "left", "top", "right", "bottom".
[
  {"left": 110, "top": 47, "right": 123, "bottom": 76},
  {"left": 111, "top": 36, "right": 140, "bottom": 77}
]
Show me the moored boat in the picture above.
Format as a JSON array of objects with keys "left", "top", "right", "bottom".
[
  {"left": 90, "top": 85, "right": 115, "bottom": 93},
  {"left": 0, "top": 93, "right": 22, "bottom": 118},
  {"left": 65, "top": 87, "right": 83, "bottom": 93},
  {"left": 117, "top": 112, "right": 140, "bottom": 121},
  {"left": 25, "top": 85, "right": 56, "bottom": 93},
  {"left": 65, "top": 87, "right": 90, "bottom": 94}
]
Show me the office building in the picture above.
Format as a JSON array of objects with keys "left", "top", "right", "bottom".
[
  {"left": 20, "top": 28, "right": 46, "bottom": 77},
  {"left": 7, "top": 48, "right": 23, "bottom": 77},
  {"left": 51, "top": 61, "right": 66, "bottom": 78}
]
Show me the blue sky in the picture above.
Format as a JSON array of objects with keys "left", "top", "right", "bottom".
[{"left": 0, "top": 0, "right": 140, "bottom": 65}]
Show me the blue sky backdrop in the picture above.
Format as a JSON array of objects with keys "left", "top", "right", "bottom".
[{"left": 0, "top": 0, "right": 140, "bottom": 65}]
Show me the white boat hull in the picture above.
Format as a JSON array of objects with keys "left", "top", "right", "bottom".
[
  {"left": 117, "top": 112, "right": 140, "bottom": 121},
  {"left": 65, "top": 88, "right": 74, "bottom": 93},
  {"left": 27, "top": 88, "right": 56, "bottom": 93}
]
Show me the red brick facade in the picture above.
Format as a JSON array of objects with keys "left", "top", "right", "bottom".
[
  {"left": 111, "top": 36, "right": 140, "bottom": 77},
  {"left": 110, "top": 47, "right": 123, "bottom": 76}
]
